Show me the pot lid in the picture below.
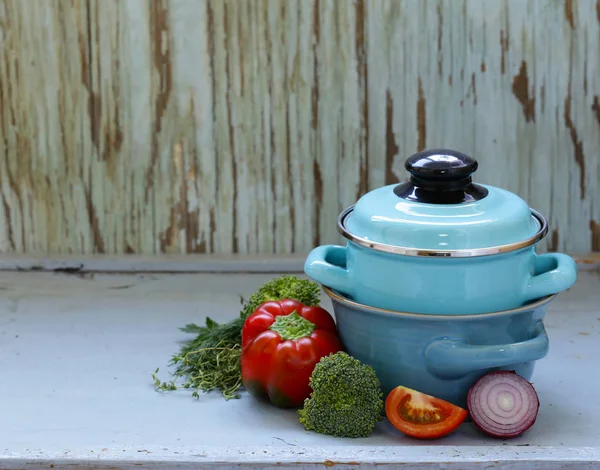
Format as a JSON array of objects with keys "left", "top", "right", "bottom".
[{"left": 340, "top": 149, "right": 546, "bottom": 256}]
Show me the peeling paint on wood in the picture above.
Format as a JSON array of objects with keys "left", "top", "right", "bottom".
[
  {"left": 416, "top": 78, "right": 427, "bottom": 151},
  {"left": 0, "top": 0, "right": 599, "bottom": 255},
  {"left": 385, "top": 91, "right": 398, "bottom": 185},
  {"left": 565, "top": 0, "right": 576, "bottom": 29},
  {"left": 592, "top": 96, "right": 600, "bottom": 125},
  {"left": 591, "top": 220, "right": 600, "bottom": 252},
  {"left": 512, "top": 61, "right": 536, "bottom": 122}
]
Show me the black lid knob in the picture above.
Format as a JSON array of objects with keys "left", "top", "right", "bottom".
[
  {"left": 405, "top": 149, "right": 478, "bottom": 191},
  {"left": 394, "top": 148, "right": 488, "bottom": 204}
]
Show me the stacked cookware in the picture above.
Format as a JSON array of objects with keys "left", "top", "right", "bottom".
[{"left": 304, "top": 149, "right": 577, "bottom": 408}]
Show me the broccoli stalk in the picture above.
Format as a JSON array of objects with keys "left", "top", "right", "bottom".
[{"left": 298, "top": 351, "right": 384, "bottom": 438}]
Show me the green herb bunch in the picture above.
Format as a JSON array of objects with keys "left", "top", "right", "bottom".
[{"left": 153, "top": 275, "right": 322, "bottom": 400}]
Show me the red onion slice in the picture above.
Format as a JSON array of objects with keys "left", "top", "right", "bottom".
[{"left": 467, "top": 370, "right": 540, "bottom": 438}]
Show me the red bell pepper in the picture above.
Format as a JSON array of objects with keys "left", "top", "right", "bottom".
[{"left": 241, "top": 298, "right": 342, "bottom": 408}]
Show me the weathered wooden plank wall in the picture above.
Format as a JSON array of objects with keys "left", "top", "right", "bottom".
[{"left": 0, "top": 0, "right": 599, "bottom": 256}]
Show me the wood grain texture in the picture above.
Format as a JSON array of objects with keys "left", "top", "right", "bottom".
[
  {"left": 87, "top": 0, "right": 156, "bottom": 254},
  {"left": 0, "top": 0, "right": 599, "bottom": 255},
  {"left": 0, "top": 0, "right": 94, "bottom": 253}
]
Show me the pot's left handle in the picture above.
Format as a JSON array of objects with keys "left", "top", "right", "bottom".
[
  {"left": 424, "top": 322, "right": 549, "bottom": 380},
  {"left": 304, "top": 245, "right": 352, "bottom": 296}
]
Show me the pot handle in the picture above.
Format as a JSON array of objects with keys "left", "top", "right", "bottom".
[
  {"left": 304, "top": 245, "right": 351, "bottom": 296},
  {"left": 425, "top": 322, "right": 549, "bottom": 380},
  {"left": 524, "top": 253, "right": 577, "bottom": 302}
]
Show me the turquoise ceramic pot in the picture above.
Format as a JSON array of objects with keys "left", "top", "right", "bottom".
[
  {"left": 323, "top": 286, "right": 552, "bottom": 409},
  {"left": 305, "top": 149, "right": 577, "bottom": 315}
]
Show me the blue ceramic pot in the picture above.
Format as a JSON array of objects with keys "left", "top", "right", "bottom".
[
  {"left": 305, "top": 149, "right": 577, "bottom": 314},
  {"left": 305, "top": 218, "right": 576, "bottom": 314},
  {"left": 323, "top": 285, "right": 552, "bottom": 409}
]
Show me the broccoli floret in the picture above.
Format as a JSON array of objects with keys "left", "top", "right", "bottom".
[
  {"left": 298, "top": 351, "right": 384, "bottom": 438},
  {"left": 240, "top": 275, "right": 321, "bottom": 319}
]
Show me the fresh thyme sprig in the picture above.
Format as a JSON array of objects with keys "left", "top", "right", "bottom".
[
  {"left": 152, "top": 316, "right": 245, "bottom": 399},
  {"left": 153, "top": 342, "right": 243, "bottom": 399}
]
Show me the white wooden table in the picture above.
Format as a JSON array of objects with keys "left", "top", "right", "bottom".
[{"left": 0, "top": 264, "right": 598, "bottom": 469}]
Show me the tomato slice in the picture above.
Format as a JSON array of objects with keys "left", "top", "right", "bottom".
[{"left": 385, "top": 386, "right": 467, "bottom": 439}]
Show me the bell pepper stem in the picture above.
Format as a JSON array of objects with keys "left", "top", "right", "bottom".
[{"left": 269, "top": 311, "right": 315, "bottom": 341}]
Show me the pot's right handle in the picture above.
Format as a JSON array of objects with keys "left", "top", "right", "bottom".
[
  {"left": 524, "top": 253, "right": 577, "bottom": 302},
  {"left": 425, "top": 322, "right": 549, "bottom": 380},
  {"left": 304, "top": 245, "right": 351, "bottom": 296}
]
